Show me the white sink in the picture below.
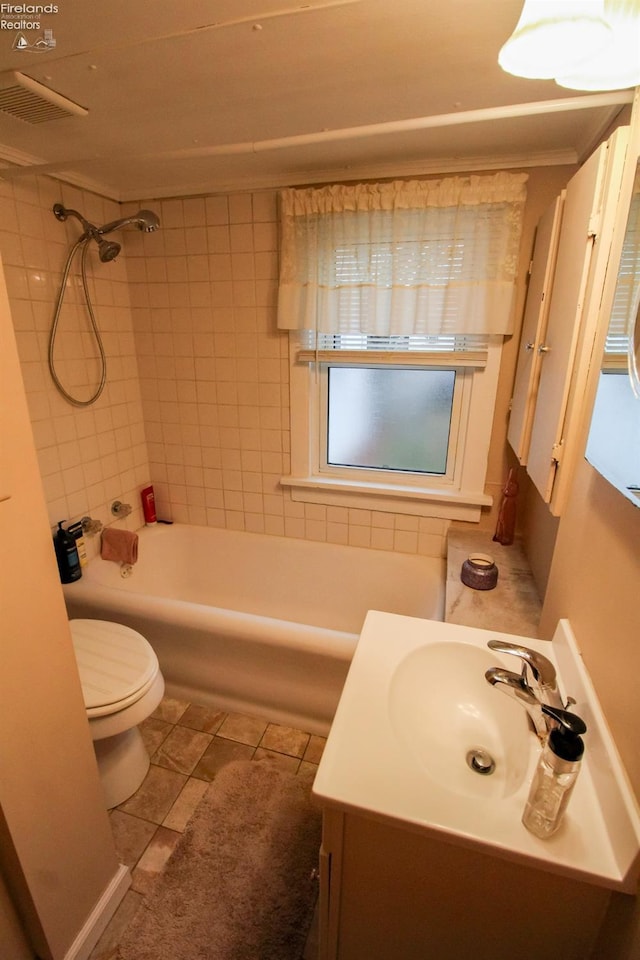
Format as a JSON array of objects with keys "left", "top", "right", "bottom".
[
  {"left": 389, "top": 641, "right": 530, "bottom": 800},
  {"left": 313, "top": 611, "right": 640, "bottom": 892}
]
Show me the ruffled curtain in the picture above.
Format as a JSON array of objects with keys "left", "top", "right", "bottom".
[{"left": 277, "top": 173, "right": 528, "bottom": 336}]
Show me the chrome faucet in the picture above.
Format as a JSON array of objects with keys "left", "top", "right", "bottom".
[
  {"left": 484, "top": 640, "right": 568, "bottom": 741},
  {"left": 485, "top": 666, "right": 548, "bottom": 740},
  {"left": 486, "top": 639, "right": 563, "bottom": 711}
]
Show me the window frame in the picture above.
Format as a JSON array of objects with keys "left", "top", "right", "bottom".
[{"left": 282, "top": 338, "right": 502, "bottom": 522}]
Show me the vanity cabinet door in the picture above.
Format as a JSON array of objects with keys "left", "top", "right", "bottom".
[
  {"left": 508, "top": 193, "right": 564, "bottom": 465},
  {"left": 319, "top": 809, "right": 608, "bottom": 960}
]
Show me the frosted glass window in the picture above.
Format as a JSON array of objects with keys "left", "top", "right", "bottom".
[{"left": 327, "top": 367, "right": 455, "bottom": 474}]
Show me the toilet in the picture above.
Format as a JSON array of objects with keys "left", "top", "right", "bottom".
[{"left": 70, "top": 618, "right": 165, "bottom": 809}]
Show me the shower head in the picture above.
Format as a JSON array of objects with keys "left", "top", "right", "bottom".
[
  {"left": 54, "top": 202, "right": 121, "bottom": 262},
  {"left": 53, "top": 202, "right": 159, "bottom": 262},
  {"left": 98, "top": 209, "right": 160, "bottom": 235},
  {"left": 97, "top": 238, "right": 121, "bottom": 262}
]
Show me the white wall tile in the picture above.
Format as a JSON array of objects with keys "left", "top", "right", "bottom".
[{"left": 6, "top": 178, "right": 447, "bottom": 559}]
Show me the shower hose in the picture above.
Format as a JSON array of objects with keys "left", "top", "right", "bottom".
[{"left": 48, "top": 237, "right": 107, "bottom": 407}]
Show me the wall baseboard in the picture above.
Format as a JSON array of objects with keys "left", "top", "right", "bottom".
[{"left": 63, "top": 865, "right": 131, "bottom": 960}]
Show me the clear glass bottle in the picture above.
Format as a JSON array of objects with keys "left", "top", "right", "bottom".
[{"left": 522, "top": 706, "right": 586, "bottom": 840}]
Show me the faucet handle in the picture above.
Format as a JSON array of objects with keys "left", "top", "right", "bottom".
[
  {"left": 487, "top": 639, "right": 558, "bottom": 697},
  {"left": 81, "top": 515, "right": 103, "bottom": 536}
]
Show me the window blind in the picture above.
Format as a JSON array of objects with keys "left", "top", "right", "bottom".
[
  {"left": 604, "top": 191, "right": 640, "bottom": 356},
  {"left": 295, "top": 331, "right": 489, "bottom": 367}
]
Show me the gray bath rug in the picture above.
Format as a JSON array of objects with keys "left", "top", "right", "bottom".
[{"left": 118, "top": 760, "right": 322, "bottom": 960}]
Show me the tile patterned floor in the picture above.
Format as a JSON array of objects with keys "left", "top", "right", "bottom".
[{"left": 89, "top": 696, "right": 326, "bottom": 960}]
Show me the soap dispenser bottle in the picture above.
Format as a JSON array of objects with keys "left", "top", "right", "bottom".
[
  {"left": 53, "top": 521, "right": 82, "bottom": 583},
  {"left": 522, "top": 705, "right": 587, "bottom": 840}
]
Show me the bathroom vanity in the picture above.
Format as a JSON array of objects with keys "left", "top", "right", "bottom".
[{"left": 312, "top": 613, "right": 640, "bottom": 960}]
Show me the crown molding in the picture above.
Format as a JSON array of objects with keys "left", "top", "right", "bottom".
[
  {"left": 114, "top": 149, "right": 579, "bottom": 201},
  {"left": 0, "top": 145, "right": 117, "bottom": 199}
]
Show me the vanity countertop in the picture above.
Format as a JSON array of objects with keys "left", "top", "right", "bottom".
[{"left": 446, "top": 528, "right": 541, "bottom": 637}]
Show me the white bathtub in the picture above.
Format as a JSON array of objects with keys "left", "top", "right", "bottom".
[{"left": 63, "top": 522, "right": 444, "bottom": 735}]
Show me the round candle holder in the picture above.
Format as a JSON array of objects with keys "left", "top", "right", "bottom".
[{"left": 461, "top": 553, "right": 499, "bottom": 590}]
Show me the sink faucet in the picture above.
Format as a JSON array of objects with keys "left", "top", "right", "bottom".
[
  {"left": 486, "top": 639, "right": 563, "bottom": 711},
  {"left": 484, "top": 667, "right": 548, "bottom": 740}
]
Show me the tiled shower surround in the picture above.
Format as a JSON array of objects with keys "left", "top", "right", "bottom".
[{"left": 1, "top": 176, "right": 447, "bottom": 559}]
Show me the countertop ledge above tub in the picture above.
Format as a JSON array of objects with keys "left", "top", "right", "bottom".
[{"left": 446, "top": 527, "right": 542, "bottom": 637}]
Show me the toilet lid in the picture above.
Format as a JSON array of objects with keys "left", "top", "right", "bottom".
[{"left": 70, "top": 619, "right": 160, "bottom": 717}]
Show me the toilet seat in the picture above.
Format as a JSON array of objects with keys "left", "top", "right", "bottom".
[{"left": 70, "top": 618, "right": 160, "bottom": 717}]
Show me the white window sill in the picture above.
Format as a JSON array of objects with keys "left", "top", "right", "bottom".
[{"left": 280, "top": 475, "right": 492, "bottom": 522}]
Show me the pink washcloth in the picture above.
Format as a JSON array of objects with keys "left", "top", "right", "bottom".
[{"left": 101, "top": 527, "right": 138, "bottom": 565}]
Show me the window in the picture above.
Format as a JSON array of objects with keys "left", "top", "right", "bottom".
[
  {"left": 277, "top": 176, "right": 527, "bottom": 520},
  {"left": 325, "top": 365, "right": 456, "bottom": 476},
  {"left": 285, "top": 331, "right": 505, "bottom": 521}
]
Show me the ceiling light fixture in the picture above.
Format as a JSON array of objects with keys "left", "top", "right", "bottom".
[
  {"left": 498, "top": 0, "right": 613, "bottom": 79},
  {"left": 499, "top": 0, "right": 640, "bottom": 90},
  {"left": 555, "top": 0, "right": 640, "bottom": 89}
]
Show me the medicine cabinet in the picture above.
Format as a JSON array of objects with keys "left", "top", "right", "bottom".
[
  {"left": 509, "top": 126, "right": 630, "bottom": 516},
  {"left": 585, "top": 154, "right": 640, "bottom": 508}
]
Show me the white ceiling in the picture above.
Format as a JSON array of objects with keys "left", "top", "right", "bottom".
[{"left": 0, "top": 0, "right": 634, "bottom": 201}]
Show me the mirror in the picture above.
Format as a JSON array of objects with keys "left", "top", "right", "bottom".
[{"left": 586, "top": 159, "right": 640, "bottom": 508}]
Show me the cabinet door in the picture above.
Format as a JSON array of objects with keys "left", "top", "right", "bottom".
[
  {"left": 526, "top": 142, "right": 608, "bottom": 504},
  {"left": 508, "top": 193, "right": 564, "bottom": 465}
]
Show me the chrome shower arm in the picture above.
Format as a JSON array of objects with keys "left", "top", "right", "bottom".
[
  {"left": 99, "top": 210, "right": 160, "bottom": 234},
  {"left": 98, "top": 216, "right": 139, "bottom": 234},
  {"left": 53, "top": 203, "right": 98, "bottom": 238}
]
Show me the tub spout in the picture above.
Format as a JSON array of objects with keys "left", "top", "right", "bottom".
[{"left": 485, "top": 666, "right": 548, "bottom": 740}]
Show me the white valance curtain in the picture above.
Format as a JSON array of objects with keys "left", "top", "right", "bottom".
[{"left": 277, "top": 173, "right": 528, "bottom": 337}]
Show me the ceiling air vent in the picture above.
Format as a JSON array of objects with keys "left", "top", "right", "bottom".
[{"left": 0, "top": 71, "right": 88, "bottom": 123}]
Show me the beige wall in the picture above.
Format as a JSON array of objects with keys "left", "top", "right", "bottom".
[
  {"left": 534, "top": 423, "right": 640, "bottom": 960},
  {"left": 540, "top": 461, "right": 640, "bottom": 794},
  {"left": 0, "top": 255, "right": 120, "bottom": 959},
  {"left": 526, "top": 115, "right": 640, "bottom": 958},
  {"left": 0, "top": 867, "right": 32, "bottom": 960},
  {"left": 520, "top": 472, "right": 559, "bottom": 598}
]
